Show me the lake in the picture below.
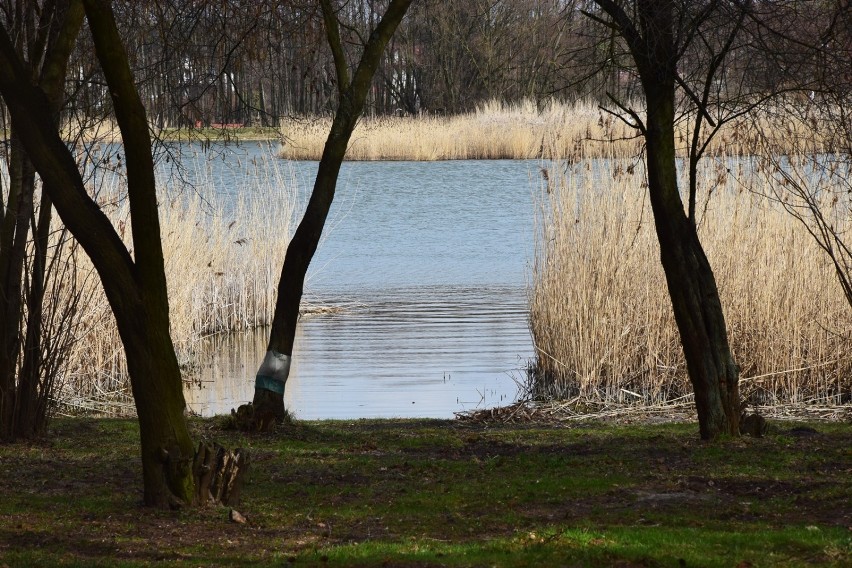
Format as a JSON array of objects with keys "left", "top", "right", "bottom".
[{"left": 178, "top": 142, "right": 540, "bottom": 419}]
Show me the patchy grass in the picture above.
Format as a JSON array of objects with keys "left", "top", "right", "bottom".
[{"left": 0, "top": 417, "right": 849, "bottom": 566}]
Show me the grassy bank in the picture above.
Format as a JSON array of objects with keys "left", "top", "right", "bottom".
[
  {"left": 0, "top": 417, "right": 849, "bottom": 566},
  {"left": 530, "top": 155, "right": 851, "bottom": 406}
]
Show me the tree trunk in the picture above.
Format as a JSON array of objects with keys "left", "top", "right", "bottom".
[
  {"left": 248, "top": 120, "right": 351, "bottom": 426},
  {"left": 15, "top": 190, "right": 53, "bottom": 438},
  {"left": 0, "top": 135, "right": 34, "bottom": 440},
  {"left": 119, "top": 316, "right": 196, "bottom": 506},
  {"left": 635, "top": 3, "right": 740, "bottom": 439},
  {"left": 245, "top": 0, "right": 413, "bottom": 429},
  {"left": 644, "top": 94, "right": 740, "bottom": 439},
  {"left": 593, "top": 0, "right": 741, "bottom": 439},
  {"left": 83, "top": 0, "right": 200, "bottom": 504}
]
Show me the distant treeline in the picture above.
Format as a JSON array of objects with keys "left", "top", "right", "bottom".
[
  {"left": 52, "top": 0, "right": 614, "bottom": 127},
  {"left": 4, "top": 0, "right": 847, "bottom": 130}
]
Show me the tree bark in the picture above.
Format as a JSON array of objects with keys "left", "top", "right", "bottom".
[
  {"left": 644, "top": 89, "right": 740, "bottom": 439},
  {"left": 83, "top": 0, "right": 197, "bottom": 505}
]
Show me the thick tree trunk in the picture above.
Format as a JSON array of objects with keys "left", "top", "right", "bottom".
[
  {"left": 1, "top": 1, "right": 248, "bottom": 506},
  {"left": 640, "top": 46, "right": 740, "bottom": 440},
  {"left": 644, "top": 101, "right": 740, "bottom": 438},
  {"left": 84, "top": 0, "right": 199, "bottom": 504},
  {"left": 592, "top": 0, "right": 740, "bottom": 439},
  {"left": 120, "top": 313, "right": 196, "bottom": 507}
]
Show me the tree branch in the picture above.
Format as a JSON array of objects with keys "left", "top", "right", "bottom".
[
  {"left": 604, "top": 91, "right": 646, "bottom": 133},
  {"left": 83, "top": 0, "right": 166, "bottom": 299},
  {"left": 592, "top": 0, "right": 652, "bottom": 78},
  {"left": 675, "top": 73, "right": 716, "bottom": 128},
  {"left": 320, "top": 0, "right": 350, "bottom": 98}
]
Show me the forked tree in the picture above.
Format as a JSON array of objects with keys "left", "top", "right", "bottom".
[
  {"left": 0, "top": 0, "right": 203, "bottom": 507},
  {"left": 583, "top": 0, "right": 850, "bottom": 438},
  {"left": 244, "top": 0, "right": 413, "bottom": 428},
  {"left": 588, "top": 0, "right": 744, "bottom": 439}
]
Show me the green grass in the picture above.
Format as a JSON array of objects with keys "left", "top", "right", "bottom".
[{"left": 0, "top": 417, "right": 849, "bottom": 566}]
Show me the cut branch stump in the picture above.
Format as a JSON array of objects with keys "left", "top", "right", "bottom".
[{"left": 193, "top": 442, "right": 249, "bottom": 506}]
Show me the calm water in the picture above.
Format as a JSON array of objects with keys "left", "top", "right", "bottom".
[{"left": 179, "top": 142, "right": 540, "bottom": 418}]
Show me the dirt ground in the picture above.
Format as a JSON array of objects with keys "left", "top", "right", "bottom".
[{"left": 0, "top": 415, "right": 849, "bottom": 566}]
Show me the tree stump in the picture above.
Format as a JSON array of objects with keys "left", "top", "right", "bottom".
[
  {"left": 233, "top": 400, "right": 279, "bottom": 432},
  {"left": 193, "top": 442, "right": 249, "bottom": 506}
]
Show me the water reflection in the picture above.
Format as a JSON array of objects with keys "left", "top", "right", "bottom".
[{"left": 185, "top": 286, "right": 531, "bottom": 419}]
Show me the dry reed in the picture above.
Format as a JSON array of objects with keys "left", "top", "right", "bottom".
[
  {"left": 278, "top": 99, "right": 826, "bottom": 161},
  {"left": 530, "top": 152, "right": 852, "bottom": 407},
  {"left": 55, "top": 151, "right": 297, "bottom": 413},
  {"left": 34, "top": 102, "right": 852, "bottom": 414}
]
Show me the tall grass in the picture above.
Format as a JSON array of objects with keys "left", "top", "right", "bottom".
[
  {"left": 56, "top": 151, "right": 297, "bottom": 413},
  {"left": 530, "top": 154, "right": 851, "bottom": 406},
  {"left": 278, "top": 99, "right": 826, "bottom": 161}
]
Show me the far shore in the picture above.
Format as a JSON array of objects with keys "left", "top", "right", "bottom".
[{"left": 57, "top": 98, "right": 829, "bottom": 162}]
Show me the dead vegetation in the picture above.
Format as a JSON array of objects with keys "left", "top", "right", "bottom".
[
  {"left": 456, "top": 399, "right": 851, "bottom": 426},
  {"left": 529, "top": 153, "right": 852, "bottom": 408}
]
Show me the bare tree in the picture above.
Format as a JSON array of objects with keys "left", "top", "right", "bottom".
[
  {"left": 752, "top": 2, "right": 852, "bottom": 316},
  {"left": 237, "top": 0, "right": 413, "bottom": 429},
  {"left": 585, "top": 0, "right": 747, "bottom": 439},
  {"left": 0, "top": 0, "right": 245, "bottom": 507},
  {"left": 566, "top": 0, "right": 852, "bottom": 437}
]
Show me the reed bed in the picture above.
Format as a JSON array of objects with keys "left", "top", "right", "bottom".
[
  {"left": 54, "top": 151, "right": 297, "bottom": 412},
  {"left": 529, "top": 154, "right": 852, "bottom": 407},
  {"left": 278, "top": 98, "right": 826, "bottom": 161},
  {"left": 280, "top": 100, "right": 623, "bottom": 161}
]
